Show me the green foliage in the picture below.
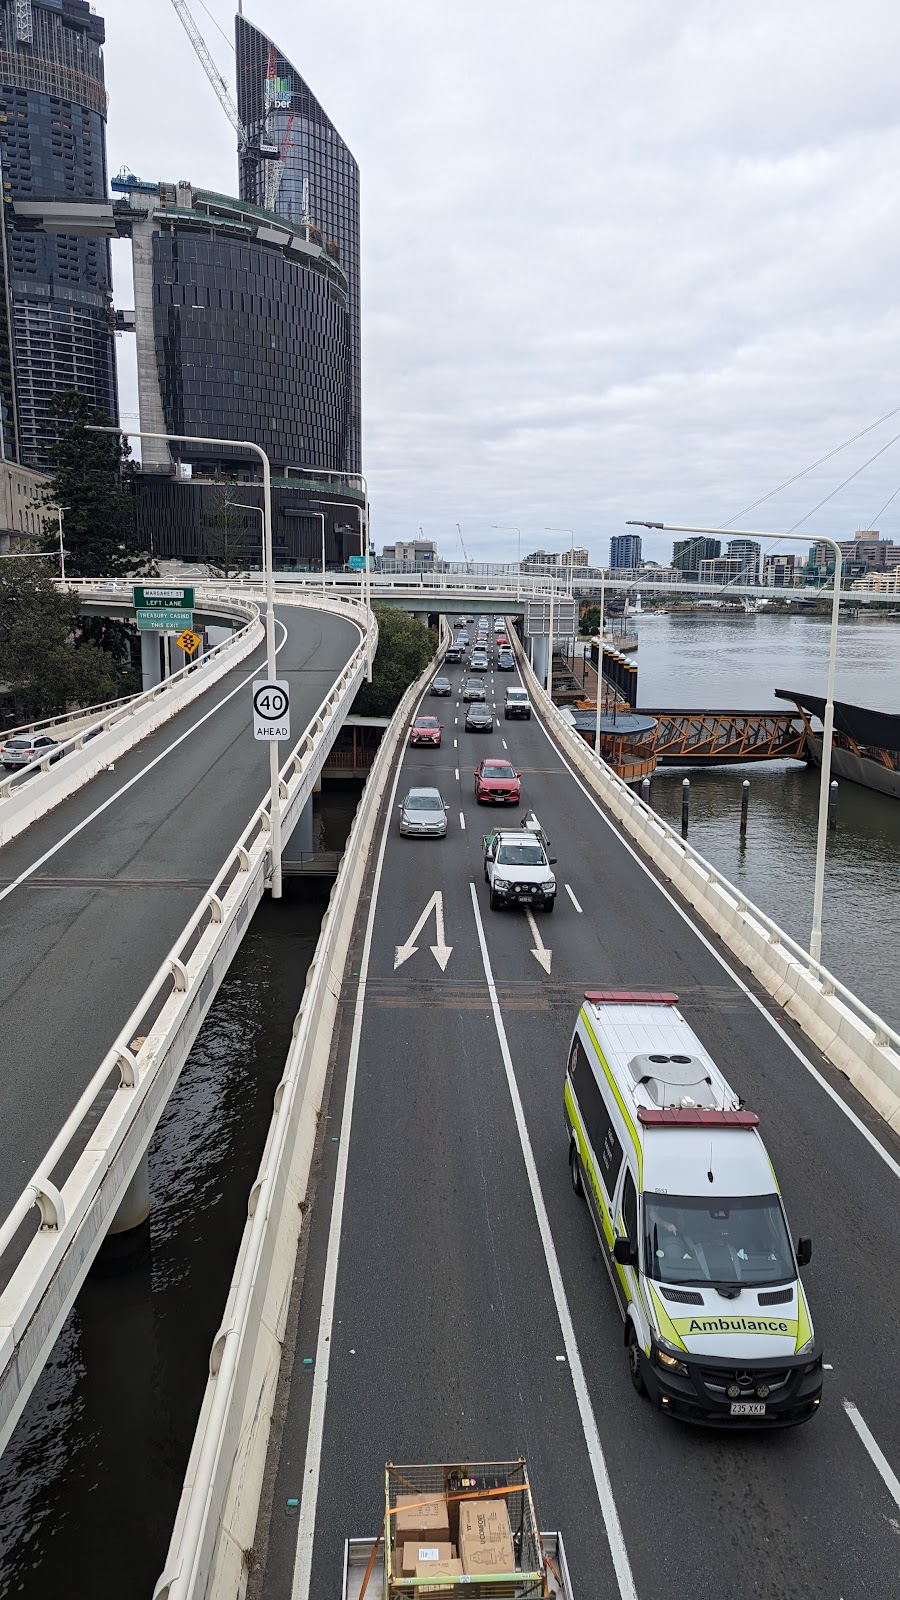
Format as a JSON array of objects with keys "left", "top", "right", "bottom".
[
  {"left": 579, "top": 604, "right": 604, "bottom": 635},
  {"left": 37, "top": 391, "right": 150, "bottom": 578},
  {"left": 352, "top": 603, "right": 436, "bottom": 717},
  {"left": 0, "top": 558, "right": 135, "bottom": 719}
]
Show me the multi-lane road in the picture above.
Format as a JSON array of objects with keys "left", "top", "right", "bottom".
[
  {"left": 0, "top": 604, "right": 361, "bottom": 1232},
  {"left": 258, "top": 617, "right": 900, "bottom": 1600}
]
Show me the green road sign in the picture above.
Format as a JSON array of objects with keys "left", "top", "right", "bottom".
[
  {"left": 348, "top": 555, "right": 366, "bottom": 571},
  {"left": 136, "top": 607, "right": 195, "bottom": 633},
  {"left": 133, "top": 585, "right": 195, "bottom": 610}
]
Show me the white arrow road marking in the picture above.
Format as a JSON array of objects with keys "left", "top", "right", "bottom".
[
  {"left": 525, "top": 907, "right": 553, "bottom": 973},
  {"left": 394, "top": 889, "right": 453, "bottom": 970}
]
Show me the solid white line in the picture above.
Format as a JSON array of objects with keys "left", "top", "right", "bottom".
[
  {"left": 0, "top": 619, "right": 289, "bottom": 907},
  {"left": 290, "top": 723, "right": 408, "bottom": 1600},
  {"left": 468, "top": 882, "right": 638, "bottom": 1600},
  {"left": 843, "top": 1400, "right": 900, "bottom": 1511},
  {"left": 459, "top": 812, "right": 466, "bottom": 830},
  {"left": 565, "top": 883, "right": 584, "bottom": 913},
  {"left": 530, "top": 706, "right": 900, "bottom": 1186}
]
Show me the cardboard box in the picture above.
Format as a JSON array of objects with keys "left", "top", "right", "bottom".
[
  {"left": 416, "top": 1556, "right": 463, "bottom": 1597},
  {"left": 400, "top": 1541, "right": 456, "bottom": 1578},
  {"left": 393, "top": 1494, "right": 451, "bottom": 1552},
  {"left": 458, "top": 1498, "right": 515, "bottom": 1574}
]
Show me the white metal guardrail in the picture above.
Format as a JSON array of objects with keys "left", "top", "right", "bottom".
[
  {"left": 0, "top": 594, "right": 376, "bottom": 1460},
  {"left": 0, "top": 586, "right": 264, "bottom": 847},
  {"left": 152, "top": 621, "right": 449, "bottom": 1600},
  {"left": 511, "top": 630, "right": 900, "bottom": 1135}
]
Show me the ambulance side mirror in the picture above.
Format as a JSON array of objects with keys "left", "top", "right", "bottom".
[
  {"left": 796, "top": 1237, "right": 812, "bottom": 1267},
  {"left": 613, "top": 1237, "right": 638, "bottom": 1267}
]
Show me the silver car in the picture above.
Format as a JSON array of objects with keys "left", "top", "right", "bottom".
[
  {"left": 398, "top": 786, "right": 449, "bottom": 837},
  {"left": 0, "top": 732, "right": 61, "bottom": 768}
]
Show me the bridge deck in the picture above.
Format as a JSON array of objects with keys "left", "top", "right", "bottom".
[
  {"left": 252, "top": 638, "right": 900, "bottom": 1600},
  {"left": 0, "top": 606, "right": 361, "bottom": 1238}
]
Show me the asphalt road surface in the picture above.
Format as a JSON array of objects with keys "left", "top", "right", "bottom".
[
  {"left": 258, "top": 618, "right": 900, "bottom": 1600},
  {"left": 0, "top": 605, "right": 361, "bottom": 1228}
]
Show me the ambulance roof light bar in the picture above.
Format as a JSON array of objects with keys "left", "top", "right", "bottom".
[
  {"left": 637, "top": 1108, "right": 760, "bottom": 1127},
  {"left": 584, "top": 990, "right": 679, "bottom": 1005}
]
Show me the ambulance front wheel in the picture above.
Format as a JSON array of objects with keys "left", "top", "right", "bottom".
[
  {"left": 627, "top": 1325, "right": 646, "bottom": 1395},
  {"left": 569, "top": 1141, "right": 584, "bottom": 1197}
]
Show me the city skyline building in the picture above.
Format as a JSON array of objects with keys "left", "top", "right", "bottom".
[
  {"left": 0, "top": 0, "right": 117, "bottom": 469},
  {"left": 672, "top": 535, "right": 720, "bottom": 582},
  {"left": 610, "top": 532, "right": 642, "bottom": 569},
  {"left": 726, "top": 538, "right": 761, "bottom": 583},
  {"left": 114, "top": 177, "right": 362, "bottom": 569},
  {"left": 235, "top": 12, "right": 360, "bottom": 477}
]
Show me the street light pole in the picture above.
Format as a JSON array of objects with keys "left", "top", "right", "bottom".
[
  {"left": 89, "top": 425, "right": 283, "bottom": 898},
  {"left": 593, "top": 567, "right": 606, "bottom": 759},
  {"left": 286, "top": 465, "right": 371, "bottom": 682},
  {"left": 491, "top": 525, "right": 522, "bottom": 597},
  {"left": 628, "top": 519, "right": 843, "bottom": 962},
  {"left": 56, "top": 505, "right": 68, "bottom": 583}
]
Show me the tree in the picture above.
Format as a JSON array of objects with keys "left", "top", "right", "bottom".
[
  {"left": 37, "top": 391, "right": 151, "bottom": 578},
  {"left": 352, "top": 603, "right": 436, "bottom": 717},
  {"left": 0, "top": 558, "right": 134, "bottom": 720}
]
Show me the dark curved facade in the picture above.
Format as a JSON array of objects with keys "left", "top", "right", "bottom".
[
  {"left": 0, "top": 0, "right": 117, "bottom": 467},
  {"left": 236, "top": 14, "right": 360, "bottom": 474},
  {"left": 149, "top": 199, "right": 349, "bottom": 476}
]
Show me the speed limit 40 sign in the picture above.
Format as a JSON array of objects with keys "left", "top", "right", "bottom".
[{"left": 253, "top": 678, "right": 291, "bottom": 741}]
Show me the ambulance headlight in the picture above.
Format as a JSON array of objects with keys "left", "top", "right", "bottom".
[
  {"left": 654, "top": 1339, "right": 689, "bottom": 1377},
  {"left": 796, "top": 1337, "right": 816, "bottom": 1357}
]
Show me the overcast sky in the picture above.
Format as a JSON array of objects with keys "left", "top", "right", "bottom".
[{"left": 105, "top": 1, "right": 900, "bottom": 565}]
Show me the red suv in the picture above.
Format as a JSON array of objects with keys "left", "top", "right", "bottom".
[
  {"left": 474, "top": 758, "right": 521, "bottom": 805},
  {"left": 409, "top": 714, "right": 443, "bottom": 747}
]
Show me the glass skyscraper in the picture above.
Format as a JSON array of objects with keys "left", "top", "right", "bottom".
[
  {"left": 0, "top": 0, "right": 117, "bottom": 468},
  {"left": 235, "top": 13, "right": 360, "bottom": 475}
]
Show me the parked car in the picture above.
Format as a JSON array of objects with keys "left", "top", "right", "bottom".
[
  {"left": 465, "top": 704, "right": 494, "bottom": 732},
  {"left": 462, "top": 678, "right": 487, "bottom": 702},
  {"left": 398, "top": 787, "right": 449, "bottom": 837},
  {"left": 409, "top": 714, "right": 443, "bottom": 747},
  {"left": 474, "top": 758, "right": 521, "bottom": 804},
  {"left": 430, "top": 676, "right": 452, "bottom": 696},
  {"left": 0, "top": 732, "right": 62, "bottom": 768}
]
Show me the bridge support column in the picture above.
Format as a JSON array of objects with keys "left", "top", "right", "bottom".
[
  {"left": 531, "top": 635, "right": 549, "bottom": 686},
  {"left": 292, "top": 793, "right": 315, "bottom": 855},
  {"left": 96, "top": 1154, "right": 151, "bottom": 1269},
  {"left": 140, "top": 631, "right": 162, "bottom": 691}
]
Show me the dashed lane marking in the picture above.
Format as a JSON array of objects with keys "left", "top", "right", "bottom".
[{"left": 565, "top": 884, "right": 584, "bottom": 913}]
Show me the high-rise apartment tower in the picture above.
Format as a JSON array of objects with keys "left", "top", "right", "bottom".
[
  {"left": 235, "top": 13, "right": 360, "bottom": 476},
  {"left": 0, "top": 0, "right": 117, "bottom": 468}
]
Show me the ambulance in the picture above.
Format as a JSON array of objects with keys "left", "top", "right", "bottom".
[{"left": 564, "top": 990, "right": 823, "bottom": 1427}]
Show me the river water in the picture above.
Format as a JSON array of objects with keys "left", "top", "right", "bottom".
[{"left": 632, "top": 611, "right": 900, "bottom": 1026}]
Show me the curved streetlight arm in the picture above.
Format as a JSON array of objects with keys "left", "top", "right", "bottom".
[
  {"left": 628, "top": 519, "right": 843, "bottom": 962},
  {"left": 87, "top": 425, "right": 283, "bottom": 897}
]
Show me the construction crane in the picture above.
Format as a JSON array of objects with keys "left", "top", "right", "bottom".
[
  {"left": 456, "top": 522, "right": 473, "bottom": 573},
  {"left": 168, "top": 0, "right": 277, "bottom": 159},
  {"left": 264, "top": 113, "right": 294, "bottom": 213}
]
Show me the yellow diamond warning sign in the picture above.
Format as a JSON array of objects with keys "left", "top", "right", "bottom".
[{"left": 176, "top": 629, "right": 201, "bottom": 656}]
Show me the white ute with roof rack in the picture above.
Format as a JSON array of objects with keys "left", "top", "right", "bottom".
[{"left": 564, "top": 989, "right": 823, "bottom": 1427}]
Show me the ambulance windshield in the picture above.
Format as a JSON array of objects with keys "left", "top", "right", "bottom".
[{"left": 643, "top": 1193, "right": 795, "bottom": 1287}]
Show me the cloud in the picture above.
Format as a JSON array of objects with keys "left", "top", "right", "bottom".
[{"left": 105, "top": 0, "right": 900, "bottom": 563}]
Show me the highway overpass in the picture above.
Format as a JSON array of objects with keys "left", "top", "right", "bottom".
[
  {"left": 235, "top": 618, "right": 900, "bottom": 1600},
  {"left": 0, "top": 592, "right": 370, "bottom": 1450}
]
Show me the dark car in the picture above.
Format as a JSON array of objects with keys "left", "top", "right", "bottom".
[
  {"left": 474, "top": 758, "right": 520, "bottom": 803},
  {"left": 465, "top": 704, "right": 494, "bottom": 732},
  {"left": 497, "top": 651, "right": 515, "bottom": 671},
  {"left": 409, "top": 714, "right": 443, "bottom": 747},
  {"left": 462, "top": 678, "right": 487, "bottom": 702},
  {"left": 430, "top": 676, "right": 452, "bottom": 696}
]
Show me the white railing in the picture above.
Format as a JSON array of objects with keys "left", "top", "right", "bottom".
[
  {"left": 153, "top": 621, "right": 449, "bottom": 1600},
  {"left": 0, "top": 594, "right": 377, "bottom": 1459},
  {"left": 511, "top": 630, "right": 900, "bottom": 1132},
  {"left": 0, "top": 586, "right": 260, "bottom": 798}
]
